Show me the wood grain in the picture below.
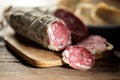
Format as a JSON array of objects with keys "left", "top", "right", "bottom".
[
  {"left": 4, "top": 32, "right": 64, "bottom": 67},
  {"left": 0, "top": 57, "right": 120, "bottom": 80}
]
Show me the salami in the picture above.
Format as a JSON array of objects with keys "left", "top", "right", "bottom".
[
  {"left": 5, "top": 7, "right": 71, "bottom": 51},
  {"left": 54, "top": 9, "right": 88, "bottom": 42},
  {"left": 77, "top": 35, "right": 107, "bottom": 54},
  {"left": 62, "top": 45, "right": 95, "bottom": 70},
  {"left": 35, "top": 7, "right": 88, "bottom": 43}
]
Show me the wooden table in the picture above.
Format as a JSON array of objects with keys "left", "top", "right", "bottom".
[{"left": 0, "top": 27, "right": 120, "bottom": 80}]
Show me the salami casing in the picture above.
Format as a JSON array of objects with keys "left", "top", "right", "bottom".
[
  {"left": 62, "top": 45, "right": 95, "bottom": 70},
  {"left": 5, "top": 7, "right": 71, "bottom": 51}
]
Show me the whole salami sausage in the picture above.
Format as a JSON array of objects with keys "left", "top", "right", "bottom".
[
  {"left": 62, "top": 45, "right": 95, "bottom": 70},
  {"left": 5, "top": 7, "right": 71, "bottom": 51}
]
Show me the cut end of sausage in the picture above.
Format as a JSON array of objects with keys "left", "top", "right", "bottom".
[
  {"left": 62, "top": 45, "right": 95, "bottom": 70},
  {"left": 47, "top": 20, "right": 71, "bottom": 51},
  {"left": 54, "top": 9, "right": 88, "bottom": 42}
]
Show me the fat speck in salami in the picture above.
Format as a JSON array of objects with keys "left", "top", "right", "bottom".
[
  {"left": 5, "top": 7, "right": 71, "bottom": 51},
  {"left": 62, "top": 45, "right": 95, "bottom": 70}
]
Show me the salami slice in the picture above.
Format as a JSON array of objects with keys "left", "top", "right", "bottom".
[
  {"left": 77, "top": 35, "right": 107, "bottom": 54},
  {"left": 5, "top": 7, "right": 71, "bottom": 51},
  {"left": 62, "top": 45, "right": 95, "bottom": 70}
]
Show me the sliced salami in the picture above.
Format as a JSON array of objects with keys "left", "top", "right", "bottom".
[
  {"left": 62, "top": 45, "right": 95, "bottom": 70},
  {"left": 77, "top": 35, "right": 107, "bottom": 54},
  {"left": 5, "top": 7, "right": 71, "bottom": 51}
]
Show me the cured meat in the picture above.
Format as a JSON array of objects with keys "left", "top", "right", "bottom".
[
  {"left": 77, "top": 35, "right": 107, "bottom": 54},
  {"left": 62, "top": 45, "right": 95, "bottom": 70},
  {"left": 54, "top": 9, "right": 88, "bottom": 43},
  {"left": 35, "top": 7, "right": 88, "bottom": 43},
  {"left": 5, "top": 7, "right": 71, "bottom": 51}
]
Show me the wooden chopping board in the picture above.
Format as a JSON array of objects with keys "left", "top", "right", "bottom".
[{"left": 4, "top": 32, "right": 64, "bottom": 67}]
